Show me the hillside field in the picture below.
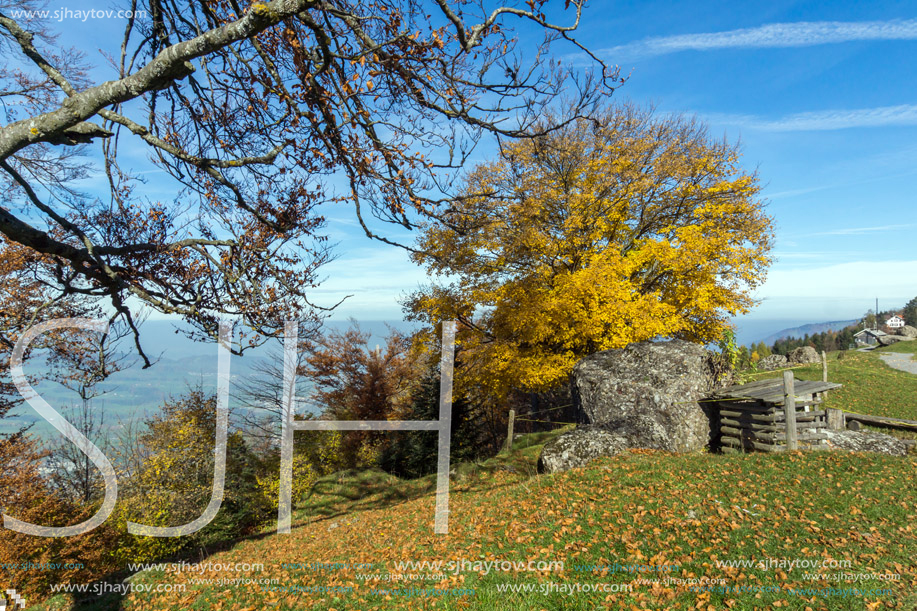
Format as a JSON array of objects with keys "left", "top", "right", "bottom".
[
  {"left": 32, "top": 444, "right": 917, "bottom": 610},
  {"left": 27, "top": 343, "right": 917, "bottom": 611}
]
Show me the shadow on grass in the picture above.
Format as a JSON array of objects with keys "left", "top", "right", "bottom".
[{"left": 292, "top": 428, "right": 569, "bottom": 526}]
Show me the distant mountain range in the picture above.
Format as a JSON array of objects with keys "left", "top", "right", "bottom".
[
  {"left": 759, "top": 319, "right": 859, "bottom": 347},
  {"left": 3, "top": 319, "right": 416, "bottom": 441}
]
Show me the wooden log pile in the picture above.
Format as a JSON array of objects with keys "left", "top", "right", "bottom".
[{"left": 711, "top": 375, "right": 843, "bottom": 454}]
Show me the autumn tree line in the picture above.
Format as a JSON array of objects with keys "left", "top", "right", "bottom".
[{"left": 1, "top": 0, "right": 775, "bottom": 602}]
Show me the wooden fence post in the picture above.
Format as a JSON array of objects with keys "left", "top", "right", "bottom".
[
  {"left": 826, "top": 408, "right": 845, "bottom": 431},
  {"left": 821, "top": 350, "right": 828, "bottom": 383},
  {"left": 782, "top": 371, "right": 798, "bottom": 451},
  {"left": 504, "top": 409, "right": 515, "bottom": 451}
]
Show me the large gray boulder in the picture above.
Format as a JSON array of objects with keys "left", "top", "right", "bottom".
[
  {"left": 898, "top": 325, "right": 917, "bottom": 338},
  {"left": 537, "top": 426, "right": 629, "bottom": 473},
  {"left": 788, "top": 346, "right": 820, "bottom": 364},
  {"left": 877, "top": 334, "right": 913, "bottom": 346},
  {"left": 758, "top": 354, "right": 788, "bottom": 371},
  {"left": 822, "top": 430, "right": 908, "bottom": 457},
  {"left": 570, "top": 340, "right": 716, "bottom": 453}
]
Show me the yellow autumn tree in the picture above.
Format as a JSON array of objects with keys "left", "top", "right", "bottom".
[
  {"left": 112, "top": 389, "right": 271, "bottom": 562},
  {"left": 405, "top": 104, "right": 774, "bottom": 400}
]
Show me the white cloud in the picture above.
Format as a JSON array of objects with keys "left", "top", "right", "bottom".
[
  {"left": 760, "top": 260, "right": 917, "bottom": 299},
  {"left": 706, "top": 105, "right": 917, "bottom": 131},
  {"left": 604, "top": 19, "right": 917, "bottom": 60},
  {"left": 766, "top": 165, "right": 917, "bottom": 199},
  {"left": 809, "top": 223, "right": 917, "bottom": 236},
  {"left": 770, "top": 251, "right": 834, "bottom": 260},
  {"left": 310, "top": 247, "right": 429, "bottom": 319},
  {"left": 134, "top": 244, "right": 428, "bottom": 323}
]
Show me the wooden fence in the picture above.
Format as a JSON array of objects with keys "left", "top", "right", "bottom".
[{"left": 712, "top": 373, "right": 843, "bottom": 453}]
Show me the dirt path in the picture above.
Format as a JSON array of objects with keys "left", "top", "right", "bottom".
[{"left": 878, "top": 352, "right": 917, "bottom": 375}]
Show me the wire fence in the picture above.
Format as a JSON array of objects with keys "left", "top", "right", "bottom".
[
  {"left": 514, "top": 418, "right": 578, "bottom": 426},
  {"left": 520, "top": 404, "right": 572, "bottom": 417},
  {"left": 511, "top": 403, "right": 578, "bottom": 427},
  {"left": 741, "top": 363, "right": 810, "bottom": 377}
]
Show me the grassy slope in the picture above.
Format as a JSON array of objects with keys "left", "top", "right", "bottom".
[
  {"left": 875, "top": 341, "right": 917, "bottom": 356},
  {"left": 739, "top": 345, "right": 917, "bottom": 422},
  {"left": 31, "top": 347, "right": 917, "bottom": 611},
  {"left": 35, "top": 433, "right": 917, "bottom": 611}
]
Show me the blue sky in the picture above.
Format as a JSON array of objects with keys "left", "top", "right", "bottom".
[{"left": 23, "top": 1, "right": 917, "bottom": 346}]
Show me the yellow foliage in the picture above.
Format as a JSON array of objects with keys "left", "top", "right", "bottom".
[
  {"left": 317, "top": 429, "right": 343, "bottom": 471},
  {"left": 111, "top": 394, "right": 217, "bottom": 563},
  {"left": 257, "top": 453, "right": 318, "bottom": 508},
  {"left": 111, "top": 390, "right": 270, "bottom": 562},
  {"left": 406, "top": 104, "right": 774, "bottom": 400}
]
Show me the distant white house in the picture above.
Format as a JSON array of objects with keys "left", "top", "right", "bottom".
[
  {"left": 854, "top": 328, "right": 886, "bottom": 346},
  {"left": 885, "top": 314, "right": 906, "bottom": 329}
]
